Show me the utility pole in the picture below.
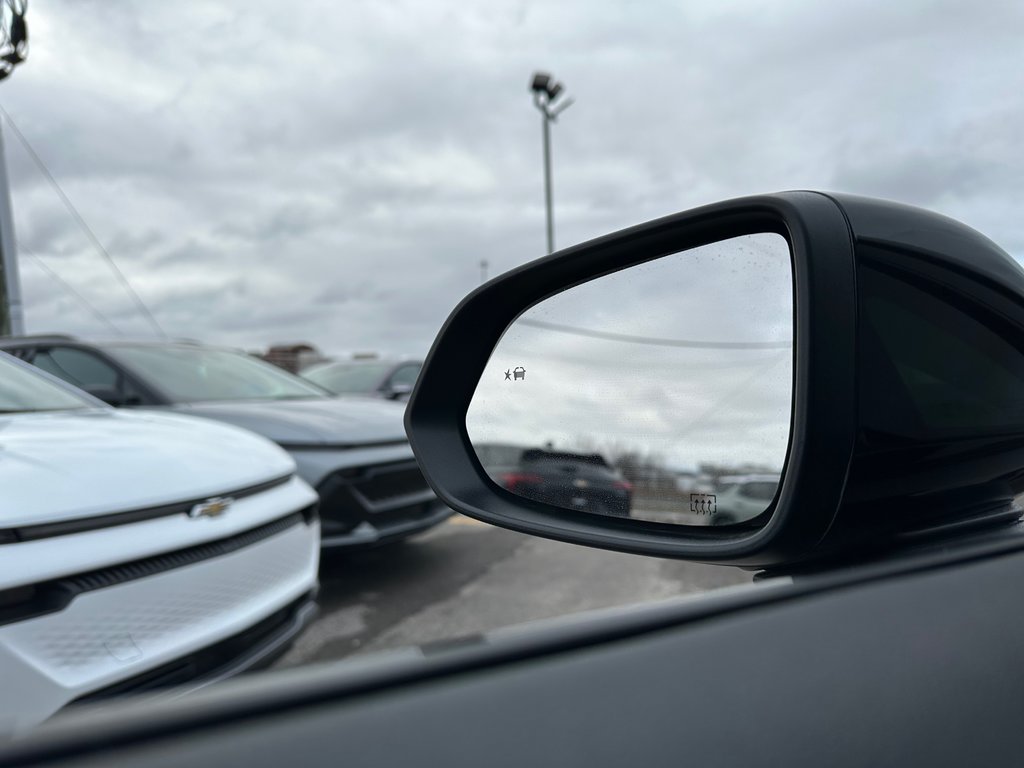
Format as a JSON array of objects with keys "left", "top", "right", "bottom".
[
  {"left": 480, "top": 259, "right": 489, "bottom": 284},
  {"left": 0, "top": 0, "right": 28, "bottom": 336},
  {"left": 0, "top": 125, "right": 22, "bottom": 334},
  {"left": 529, "top": 71, "right": 573, "bottom": 254}
]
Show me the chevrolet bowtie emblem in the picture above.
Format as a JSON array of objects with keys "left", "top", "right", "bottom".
[{"left": 189, "top": 496, "right": 234, "bottom": 519}]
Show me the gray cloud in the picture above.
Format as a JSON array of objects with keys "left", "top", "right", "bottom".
[{"left": 0, "top": 0, "right": 1019, "bottom": 359}]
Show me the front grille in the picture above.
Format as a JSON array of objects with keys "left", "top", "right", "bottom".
[
  {"left": 0, "top": 508, "right": 314, "bottom": 628},
  {"left": 71, "top": 592, "right": 316, "bottom": 704},
  {"left": 318, "top": 459, "right": 437, "bottom": 534},
  {"left": 356, "top": 466, "right": 434, "bottom": 503}
]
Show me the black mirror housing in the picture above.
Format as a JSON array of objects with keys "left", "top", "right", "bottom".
[{"left": 406, "top": 192, "right": 1024, "bottom": 570}]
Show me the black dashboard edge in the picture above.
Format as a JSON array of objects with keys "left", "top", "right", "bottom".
[{"left": 4, "top": 523, "right": 1024, "bottom": 766}]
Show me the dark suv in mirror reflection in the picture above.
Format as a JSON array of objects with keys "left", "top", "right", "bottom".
[{"left": 500, "top": 449, "right": 633, "bottom": 517}]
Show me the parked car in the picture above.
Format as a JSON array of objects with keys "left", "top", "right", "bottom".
[
  {"left": 301, "top": 358, "right": 422, "bottom": 400},
  {"left": 0, "top": 351, "right": 320, "bottom": 731},
  {"left": 708, "top": 474, "right": 781, "bottom": 525},
  {"left": 0, "top": 339, "right": 450, "bottom": 548},
  {"left": 500, "top": 449, "right": 633, "bottom": 517}
]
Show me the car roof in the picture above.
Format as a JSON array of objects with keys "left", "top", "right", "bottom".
[
  {"left": 312, "top": 358, "right": 421, "bottom": 367},
  {"left": 718, "top": 474, "right": 781, "bottom": 484},
  {"left": 0, "top": 335, "right": 249, "bottom": 355},
  {"left": 520, "top": 449, "right": 610, "bottom": 466},
  {"left": 0, "top": 333, "right": 79, "bottom": 347},
  {"left": 302, "top": 358, "right": 421, "bottom": 379}
]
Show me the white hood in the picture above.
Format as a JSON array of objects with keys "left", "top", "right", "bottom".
[{"left": 0, "top": 408, "right": 296, "bottom": 526}]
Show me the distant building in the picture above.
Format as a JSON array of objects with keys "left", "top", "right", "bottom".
[{"left": 261, "top": 343, "right": 330, "bottom": 374}]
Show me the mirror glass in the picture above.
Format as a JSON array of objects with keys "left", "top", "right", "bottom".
[{"left": 466, "top": 233, "right": 793, "bottom": 526}]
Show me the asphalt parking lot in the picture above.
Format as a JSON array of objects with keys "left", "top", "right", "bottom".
[{"left": 274, "top": 514, "right": 752, "bottom": 669}]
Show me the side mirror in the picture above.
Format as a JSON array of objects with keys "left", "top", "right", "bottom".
[
  {"left": 384, "top": 383, "right": 414, "bottom": 401},
  {"left": 84, "top": 386, "right": 125, "bottom": 407},
  {"left": 406, "top": 192, "right": 1024, "bottom": 572}
]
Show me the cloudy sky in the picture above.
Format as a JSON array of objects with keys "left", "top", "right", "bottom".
[
  {"left": 1, "top": 0, "right": 1021, "bottom": 357},
  {"left": 467, "top": 234, "right": 793, "bottom": 471}
]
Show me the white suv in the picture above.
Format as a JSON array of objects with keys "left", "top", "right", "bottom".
[
  {"left": 709, "top": 474, "right": 782, "bottom": 526},
  {"left": 0, "top": 353, "right": 320, "bottom": 732}
]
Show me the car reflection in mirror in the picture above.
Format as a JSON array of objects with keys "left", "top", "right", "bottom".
[
  {"left": 496, "top": 447, "right": 633, "bottom": 517},
  {"left": 477, "top": 442, "right": 780, "bottom": 526}
]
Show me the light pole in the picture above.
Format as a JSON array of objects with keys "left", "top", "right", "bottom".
[
  {"left": 0, "top": 0, "right": 27, "bottom": 336},
  {"left": 530, "top": 71, "right": 573, "bottom": 254}
]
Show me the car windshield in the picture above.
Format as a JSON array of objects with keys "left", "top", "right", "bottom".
[
  {"left": 303, "top": 362, "right": 392, "bottom": 393},
  {"left": 105, "top": 345, "right": 329, "bottom": 403},
  {"left": 0, "top": 354, "right": 91, "bottom": 413}
]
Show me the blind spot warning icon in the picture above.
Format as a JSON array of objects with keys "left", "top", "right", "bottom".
[{"left": 513, "top": 367, "right": 526, "bottom": 381}]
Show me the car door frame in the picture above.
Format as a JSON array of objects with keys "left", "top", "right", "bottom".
[{"left": 4, "top": 525, "right": 1024, "bottom": 767}]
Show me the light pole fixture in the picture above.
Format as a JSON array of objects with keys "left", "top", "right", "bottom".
[{"left": 530, "top": 71, "right": 573, "bottom": 254}]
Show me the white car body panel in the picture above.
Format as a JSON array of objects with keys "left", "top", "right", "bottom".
[
  {"left": 0, "top": 475, "right": 315, "bottom": 591},
  {"left": 0, "top": 516, "right": 318, "bottom": 733},
  {"left": 0, "top": 409, "right": 295, "bottom": 525},
  {"left": 0, "top": 404, "right": 320, "bottom": 732}
]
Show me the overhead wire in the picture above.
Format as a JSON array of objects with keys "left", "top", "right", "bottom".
[
  {"left": 0, "top": 105, "right": 167, "bottom": 338},
  {"left": 517, "top": 318, "right": 791, "bottom": 350},
  {"left": 17, "top": 239, "right": 123, "bottom": 336}
]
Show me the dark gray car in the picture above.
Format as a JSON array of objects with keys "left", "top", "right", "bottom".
[{"left": 0, "top": 337, "right": 450, "bottom": 548}]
